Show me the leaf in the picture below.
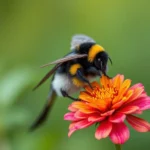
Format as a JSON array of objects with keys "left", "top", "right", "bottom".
[{"left": 0, "top": 67, "right": 36, "bottom": 107}]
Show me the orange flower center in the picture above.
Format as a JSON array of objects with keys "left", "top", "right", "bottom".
[
  {"left": 90, "top": 86, "right": 119, "bottom": 111},
  {"left": 95, "top": 86, "right": 118, "bottom": 100},
  {"left": 80, "top": 75, "right": 132, "bottom": 112}
]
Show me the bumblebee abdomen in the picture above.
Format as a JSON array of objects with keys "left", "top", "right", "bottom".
[
  {"left": 69, "top": 63, "right": 82, "bottom": 75},
  {"left": 52, "top": 73, "right": 81, "bottom": 96}
]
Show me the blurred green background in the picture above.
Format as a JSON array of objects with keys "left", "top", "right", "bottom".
[{"left": 0, "top": 0, "right": 150, "bottom": 150}]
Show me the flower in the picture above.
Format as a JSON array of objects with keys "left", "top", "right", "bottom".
[{"left": 64, "top": 74, "right": 150, "bottom": 144}]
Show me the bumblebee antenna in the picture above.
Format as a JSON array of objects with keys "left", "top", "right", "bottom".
[{"left": 108, "top": 57, "right": 112, "bottom": 65}]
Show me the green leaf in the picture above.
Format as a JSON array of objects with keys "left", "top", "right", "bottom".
[{"left": 0, "top": 67, "right": 36, "bottom": 108}]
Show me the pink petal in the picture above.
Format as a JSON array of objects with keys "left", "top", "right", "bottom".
[
  {"left": 109, "top": 113, "right": 126, "bottom": 123},
  {"left": 133, "top": 110, "right": 143, "bottom": 114},
  {"left": 68, "top": 119, "right": 94, "bottom": 136},
  {"left": 127, "top": 97, "right": 150, "bottom": 111},
  {"left": 127, "top": 84, "right": 144, "bottom": 103},
  {"left": 69, "top": 122, "right": 76, "bottom": 130},
  {"left": 112, "top": 100, "right": 125, "bottom": 109},
  {"left": 109, "top": 123, "right": 130, "bottom": 144},
  {"left": 64, "top": 112, "right": 79, "bottom": 121},
  {"left": 119, "top": 106, "right": 139, "bottom": 114},
  {"left": 140, "top": 91, "right": 147, "bottom": 98},
  {"left": 88, "top": 115, "right": 105, "bottom": 122},
  {"left": 127, "top": 115, "right": 150, "bottom": 132},
  {"left": 74, "top": 111, "right": 90, "bottom": 119},
  {"left": 101, "top": 109, "right": 115, "bottom": 117},
  {"left": 74, "top": 119, "right": 94, "bottom": 129},
  {"left": 95, "top": 120, "right": 112, "bottom": 140},
  {"left": 68, "top": 104, "right": 78, "bottom": 112},
  {"left": 129, "top": 83, "right": 143, "bottom": 90},
  {"left": 68, "top": 128, "right": 77, "bottom": 137}
]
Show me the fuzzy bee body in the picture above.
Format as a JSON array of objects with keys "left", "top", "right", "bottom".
[
  {"left": 52, "top": 65, "right": 82, "bottom": 96},
  {"left": 30, "top": 34, "right": 112, "bottom": 130}
]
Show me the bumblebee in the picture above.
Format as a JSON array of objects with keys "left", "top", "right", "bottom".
[{"left": 30, "top": 34, "right": 112, "bottom": 130}]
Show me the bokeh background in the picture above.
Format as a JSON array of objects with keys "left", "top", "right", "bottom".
[{"left": 0, "top": 0, "right": 150, "bottom": 150}]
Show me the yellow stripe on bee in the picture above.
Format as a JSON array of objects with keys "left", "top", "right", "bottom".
[
  {"left": 69, "top": 64, "right": 82, "bottom": 75},
  {"left": 72, "top": 77, "right": 84, "bottom": 87},
  {"left": 88, "top": 44, "right": 104, "bottom": 62}
]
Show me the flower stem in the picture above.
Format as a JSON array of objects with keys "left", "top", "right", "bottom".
[{"left": 115, "top": 144, "right": 121, "bottom": 150}]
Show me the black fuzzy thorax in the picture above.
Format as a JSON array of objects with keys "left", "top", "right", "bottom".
[
  {"left": 56, "top": 43, "right": 97, "bottom": 77},
  {"left": 77, "top": 42, "right": 96, "bottom": 54}
]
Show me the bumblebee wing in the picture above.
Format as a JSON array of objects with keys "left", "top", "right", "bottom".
[
  {"left": 71, "top": 34, "right": 96, "bottom": 50},
  {"left": 32, "top": 64, "right": 61, "bottom": 91},
  {"left": 40, "top": 54, "right": 87, "bottom": 68},
  {"left": 33, "top": 54, "right": 87, "bottom": 90}
]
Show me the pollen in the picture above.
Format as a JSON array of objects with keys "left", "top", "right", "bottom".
[{"left": 96, "top": 87, "right": 118, "bottom": 100}]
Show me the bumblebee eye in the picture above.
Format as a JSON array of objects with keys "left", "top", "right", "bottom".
[
  {"left": 98, "top": 58, "right": 101, "bottom": 62},
  {"left": 94, "top": 58, "right": 102, "bottom": 69}
]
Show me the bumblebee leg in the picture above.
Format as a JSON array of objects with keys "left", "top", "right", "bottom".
[
  {"left": 103, "top": 72, "right": 112, "bottom": 79},
  {"left": 76, "top": 69, "right": 93, "bottom": 89},
  {"left": 61, "top": 89, "right": 78, "bottom": 101},
  {"left": 87, "top": 67, "right": 101, "bottom": 76}
]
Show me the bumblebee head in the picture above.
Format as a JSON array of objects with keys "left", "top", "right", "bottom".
[
  {"left": 88, "top": 44, "right": 112, "bottom": 76},
  {"left": 94, "top": 51, "right": 109, "bottom": 74}
]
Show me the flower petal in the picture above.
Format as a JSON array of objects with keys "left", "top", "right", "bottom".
[
  {"left": 130, "top": 83, "right": 143, "bottom": 90},
  {"left": 112, "top": 100, "right": 125, "bottom": 109},
  {"left": 126, "top": 97, "right": 150, "bottom": 111},
  {"left": 95, "top": 120, "right": 112, "bottom": 140},
  {"left": 64, "top": 112, "right": 78, "bottom": 121},
  {"left": 68, "top": 104, "right": 78, "bottom": 112},
  {"left": 119, "top": 106, "right": 139, "bottom": 114},
  {"left": 113, "top": 74, "right": 124, "bottom": 89},
  {"left": 65, "top": 74, "right": 150, "bottom": 141},
  {"left": 79, "top": 92, "right": 106, "bottom": 110},
  {"left": 88, "top": 115, "right": 105, "bottom": 122},
  {"left": 72, "top": 101, "right": 96, "bottom": 114},
  {"left": 74, "top": 111, "right": 90, "bottom": 119},
  {"left": 109, "top": 113, "right": 126, "bottom": 123},
  {"left": 112, "top": 79, "right": 131, "bottom": 104},
  {"left": 68, "top": 128, "right": 77, "bottom": 137},
  {"left": 83, "top": 81, "right": 101, "bottom": 94},
  {"left": 101, "top": 109, "right": 115, "bottom": 117},
  {"left": 133, "top": 110, "right": 143, "bottom": 114},
  {"left": 79, "top": 92, "right": 94, "bottom": 102},
  {"left": 100, "top": 75, "right": 112, "bottom": 88},
  {"left": 69, "top": 122, "right": 76, "bottom": 130},
  {"left": 127, "top": 115, "right": 150, "bottom": 132},
  {"left": 109, "top": 123, "right": 130, "bottom": 144},
  {"left": 74, "top": 119, "right": 93, "bottom": 129},
  {"left": 68, "top": 119, "right": 94, "bottom": 137},
  {"left": 84, "top": 85, "right": 94, "bottom": 93},
  {"left": 119, "top": 79, "right": 131, "bottom": 95},
  {"left": 126, "top": 84, "right": 144, "bottom": 103}
]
